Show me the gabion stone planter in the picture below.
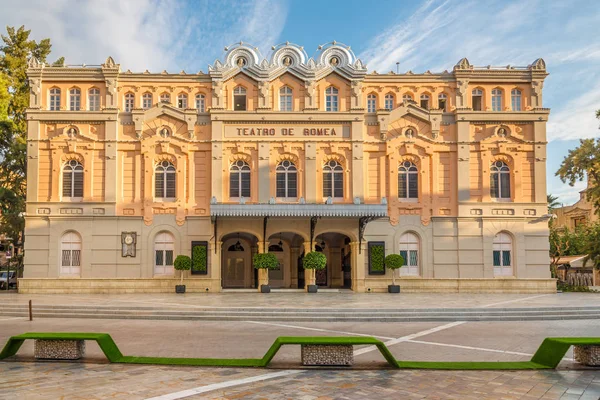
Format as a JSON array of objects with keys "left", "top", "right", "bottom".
[
  {"left": 301, "top": 344, "right": 353, "bottom": 366},
  {"left": 574, "top": 345, "right": 600, "bottom": 366},
  {"left": 34, "top": 339, "right": 86, "bottom": 360},
  {"left": 307, "top": 284, "right": 318, "bottom": 293},
  {"left": 175, "top": 285, "right": 186, "bottom": 294},
  {"left": 260, "top": 284, "right": 271, "bottom": 293},
  {"left": 388, "top": 285, "right": 400, "bottom": 293}
]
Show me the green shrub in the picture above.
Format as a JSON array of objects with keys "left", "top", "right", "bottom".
[
  {"left": 174, "top": 255, "right": 192, "bottom": 285},
  {"left": 385, "top": 254, "right": 405, "bottom": 285},
  {"left": 369, "top": 243, "right": 385, "bottom": 273},
  {"left": 303, "top": 251, "right": 327, "bottom": 270},
  {"left": 253, "top": 253, "right": 279, "bottom": 270},
  {"left": 192, "top": 245, "right": 207, "bottom": 273}
]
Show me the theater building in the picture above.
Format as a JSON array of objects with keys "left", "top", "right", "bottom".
[{"left": 20, "top": 42, "right": 554, "bottom": 293}]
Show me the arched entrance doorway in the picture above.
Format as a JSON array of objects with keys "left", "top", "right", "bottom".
[
  {"left": 314, "top": 233, "right": 352, "bottom": 288},
  {"left": 266, "top": 232, "right": 305, "bottom": 288},
  {"left": 221, "top": 232, "right": 259, "bottom": 288}
]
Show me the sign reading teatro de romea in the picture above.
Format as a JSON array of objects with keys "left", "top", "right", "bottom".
[{"left": 224, "top": 124, "right": 350, "bottom": 139}]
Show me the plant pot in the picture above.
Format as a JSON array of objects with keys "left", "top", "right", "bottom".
[
  {"left": 388, "top": 285, "right": 400, "bottom": 293},
  {"left": 307, "top": 284, "right": 318, "bottom": 293},
  {"left": 260, "top": 284, "right": 271, "bottom": 293},
  {"left": 175, "top": 285, "right": 186, "bottom": 294}
]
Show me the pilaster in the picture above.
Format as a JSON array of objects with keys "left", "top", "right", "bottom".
[
  {"left": 26, "top": 121, "right": 40, "bottom": 202},
  {"left": 533, "top": 121, "right": 547, "bottom": 204},
  {"left": 258, "top": 142, "right": 270, "bottom": 203},
  {"left": 305, "top": 142, "right": 317, "bottom": 203},
  {"left": 457, "top": 121, "right": 470, "bottom": 202},
  {"left": 104, "top": 120, "right": 118, "bottom": 205},
  {"left": 211, "top": 120, "right": 224, "bottom": 201},
  {"left": 351, "top": 120, "right": 365, "bottom": 202}
]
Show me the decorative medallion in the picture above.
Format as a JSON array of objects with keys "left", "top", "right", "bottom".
[
  {"left": 236, "top": 57, "right": 247, "bottom": 67},
  {"left": 330, "top": 56, "right": 340, "bottom": 66},
  {"left": 282, "top": 56, "right": 292, "bottom": 66},
  {"left": 121, "top": 232, "right": 137, "bottom": 257}
]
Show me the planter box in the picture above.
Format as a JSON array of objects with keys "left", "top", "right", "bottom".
[
  {"left": 260, "top": 284, "right": 271, "bottom": 293},
  {"left": 307, "top": 284, "right": 318, "bottom": 293},
  {"left": 301, "top": 344, "right": 353, "bottom": 366},
  {"left": 388, "top": 285, "right": 400, "bottom": 293},
  {"left": 175, "top": 285, "right": 186, "bottom": 294},
  {"left": 34, "top": 339, "right": 85, "bottom": 360},
  {"left": 574, "top": 345, "right": 600, "bottom": 366}
]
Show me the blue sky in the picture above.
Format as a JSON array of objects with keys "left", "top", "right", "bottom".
[{"left": 1, "top": 0, "right": 598, "bottom": 205}]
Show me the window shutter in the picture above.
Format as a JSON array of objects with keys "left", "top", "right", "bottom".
[
  {"left": 166, "top": 173, "right": 176, "bottom": 198},
  {"left": 62, "top": 249, "right": 71, "bottom": 267},
  {"left": 241, "top": 172, "right": 251, "bottom": 197},
  {"left": 398, "top": 174, "right": 407, "bottom": 198},
  {"left": 63, "top": 171, "right": 72, "bottom": 197},
  {"left": 409, "top": 250, "right": 418, "bottom": 266},
  {"left": 287, "top": 173, "right": 297, "bottom": 197},
  {"left": 72, "top": 250, "right": 81, "bottom": 267},
  {"left": 155, "top": 250, "right": 163, "bottom": 266},
  {"left": 73, "top": 172, "right": 83, "bottom": 197},
  {"left": 502, "top": 250, "right": 511, "bottom": 267},
  {"left": 490, "top": 174, "right": 499, "bottom": 198},
  {"left": 333, "top": 172, "right": 344, "bottom": 197},
  {"left": 165, "top": 250, "right": 174, "bottom": 266},
  {"left": 500, "top": 174, "right": 510, "bottom": 198},
  {"left": 493, "top": 250, "right": 501, "bottom": 266},
  {"left": 408, "top": 174, "right": 418, "bottom": 198},
  {"left": 155, "top": 172, "right": 164, "bottom": 197},
  {"left": 399, "top": 250, "right": 408, "bottom": 266},
  {"left": 276, "top": 173, "right": 286, "bottom": 197},
  {"left": 322, "top": 173, "right": 332, "bottom": 197}
]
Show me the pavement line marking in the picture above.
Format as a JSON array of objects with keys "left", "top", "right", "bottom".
[
  {"left": 480, "top": 294, "right": 552, "bottom": 308},
  {"left": 0, "top": 317, "right": 24, "bottom": 321},
  {"left": 144, "top": 369, "right": 303, "bottom": 400},
  {"left": 242, "top": 320, "right": 395, "bottom": 340}
]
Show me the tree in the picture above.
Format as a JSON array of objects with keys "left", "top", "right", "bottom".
[
  {"left": 549, "top": 225, "right": 587, "bottom": 278},
  {"left": 547, "top": 194, "right": 560, "bottom": 214},
  {"left": 582, "top": 222, "right": 600, "bottom": 270}
]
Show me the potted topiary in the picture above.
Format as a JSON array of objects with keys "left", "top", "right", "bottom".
[
  {"left": 385, "top": 254, "right": 405, "bottom": 293},
  {"left": 303, "top": 251, "right": 327, "bottom": 293},
  {"left": 174, "top": 255, "right": 192, "bottom": 293},
  {"left": 253, "top": 253, "right": 279, "bottom": 293}
]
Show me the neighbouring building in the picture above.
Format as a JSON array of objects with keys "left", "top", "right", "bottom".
[
  {"left": 553, "top": 179, "right": 598, "bottom": 231},
  {"left": 21, "top": 42, "right": 554, "bottom": 293}
]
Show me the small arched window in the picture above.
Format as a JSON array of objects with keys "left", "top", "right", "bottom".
[
  {"left": 60, "top": 231, "right": 81, "bottom": 276},
  {"left": 490, "top": 161, "right": 510, "bottom": 199},
  {"left": 511, "top": 89, "right": 522, "bottom": 111},
  {"left": 177, "top": 93, "right": 188, "bottom": 109},
  {"left": 49, "top": 88, "right": 61, "bottom": 111},
  {"left": 142, "top": 93, "right": 153, "bottom": 109},
  {"left": 279, "top": 86, "right": 293, "bottom": 111},
  {"left": 154, "top": 232, "right": 175, "bottom": 275},
  {"left": 230, "top": 160, "right": 251, "bottom": 198},
  {"left": 276, "top": 160, "right": 297, "bottom": 199},
  {"left": 69, "top": 88, "right": 81, "bottom": 111},
  {"left": 438, "top": 93, "right": 447, "bottom": 112},
  {"left": 399, "top": 232, "right": 419, "bottom": 276},
  {"left": 472, "top": 88, "right": 483, "bottom": 111},
  {"left": 233, "top": 86, "right": 247, "bottom": 111},
  {"left": 323, "top": 160, "right": 343, "bottom": 198},
  {"left": 195, "top": 94, "right": 206, "bottom": 112},
  {"left": 88, "top": 88, "right": 100, "bottom": 111},
  {"left": 398, "top": 161, "right": 418, "bottom": 200},
  {"left": 367, "top": 94, "right": 377, "bottom": 113},
  {"left": 420, "top": 94, "right": 430, "bottom": 110},
  {"left": 62, "top": 160, "right": 84, "bottom": 199},
  {"left": 124, "top": 93, "right": 135, "bottom": 112},
  {"left": 325, "top": 86, "right": 339, "bottom": 112},
  {"left": 160, "top": 93, "right": 171, "bottom": 104},
  {"left": 402, "top": 93, "right": 414, "bottom": 103},
  {"left": 384, "top": 93, "right": 394, "bottom": 111},
  {"left": 491, "top": 89, "right": 503, "bottom": 111},
  {"left": 155, "top": 161, "right": 176, "bottom": 199},
  {"left": 493, "top": 232, "right": 513, "bottom": 276}
]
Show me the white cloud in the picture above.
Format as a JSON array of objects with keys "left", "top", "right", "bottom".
[
  {"left": 547, "top": 82, "right": 600, "bottom": 142},
  {"left": 548, "top": 179, "right": 587, "bottom": 207}
]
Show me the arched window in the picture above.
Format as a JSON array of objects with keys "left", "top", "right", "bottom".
[
  {"left": 438, "top": 93, "right": 447, "bottom": 111},
  {"left": 233, "top": 86, "right": 247, "bottom": 111},
  {"left": 60, "top": 231, "right": 81, "bottom": 276},
  {"left": 276, "top": 160, "right": 297, "bottom": 199},
  {"left": 420, "top": 94, "right": 430, "bottom": 110},
  {"left": 124, "top": 93, "right": 135, "bottom": 112},
  {"left": 367, "top": 93, "right": 377, "bottom": 113},
  {"left": 399, "top": 232, "right": 419, "bottom": 276},
  {"left": 490, "top": 161, "right": 510, "bottom": 199},
  {"left": 49, "top": 88, "right": 61, "bottom": 111},
  {"left": 398, "top": 161, "right": 418, "bottom": 200},
  {"left": 402, "top": 93, "right": 414, "bottom": 103},
  {"left": 154, "top": 232, "right": 174, "bottom": 275},
  {"left": 155, "top": 161, "right": 176, "bottom": 199},
  {"left": 230, "top": 160, "right": 251, "bottom": 198},
  {"left": 511, "top": 89, "right": 522, "bottom": 111},
  {"left": 177, "top": 93, "right": 188, "bottom": 109},
  {"left": 493, "top": 232, "right": 513, "bottom": 276},
  {"left": 323, "top": 160, "right": 343, "bottom": 198},
  {"left": 325, "top": 86, "right": 338, "bottom": 112},
  {"left": 195, "top": 94, "right": 206, "bottom": 112},
  {"left": 472, "top": 88, "right": 483, "bottom": 111},
  {"left": 69, "top": 88, "right": 81, "bottom": 111},
  {"left": 160, "top": 93, "right": 171, "bottom": 104},
  {"left": 384, "top": 93, "right": 394, "bottom": 111},
  {"left": 62, "top": 160, "right": 84, "bottom": 199},
  {"left": 142, "top": 93, "right": 153, "bottom": 109},
  {"left": 491, "top": 88, "right": 502, "bottom": 111},
  {"left": 279, "top": 86, "right": 292, "bottom": 111},
  {"left": 88, "top": 88, "right": 100, "bottom": 111}
]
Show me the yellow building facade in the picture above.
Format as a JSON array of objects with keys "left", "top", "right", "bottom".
[{"left": 21, "top": 42, "right": 555, "bottom": 293}]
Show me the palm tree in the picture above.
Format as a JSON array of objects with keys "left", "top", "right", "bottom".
[{"left": 547, "top": 194, "right": 561, "bottom": 213}]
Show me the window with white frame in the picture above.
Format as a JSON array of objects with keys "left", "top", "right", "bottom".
[
  {"left": 124, "top": 93, "right": 135, "bottom": 112},
  {"left": 177, "top": 93, "right": 188, "bottom": 109},
  {"left": 160, "top": 93, "right": 171, "bottom": 104},
  {"left": 490, "top": 161, "right": 510, "bottom": 199},
  {"left": 154, "top": 232, "right": 174, "bottom": 275},
  {"left": 279, "top": 86, "right": 293, "bottom": 111},
  {"left": 325, "top": 86, "right": 339, "bottom": 111},
  {"left": 195, "top": 93, "right": 206, "bottom": 112},
  {"left": 398, "top": 161, "right": 418, "bottom": 200},
  {"left": 493, "top": 232, "right": 513, "bottom": 276},
  {"left": 233, "top": 86, "right": 247, "bottom": 111},
  {"left": 399, "top": 232, "right": 419, "bottom": 276},
  {"left": 142, "top": 93, "right": 153, "bottom": 109},
  {"left": 155, "top": 161, "right": 176, "bottom": 199},
  {"left": 438, "top": 93, "right": 447, "bottom": 111},
  {"left": 323, "top": 160, "right": 343, "bottom": 198},
  {"left": 62, "top": 160, "right": 84, "bottom": 199},
  {"left": 367, "top": 94, "right": 377, "bottom": 113},
  {"left": 384, "top": 93, "right": 394, "bottom": 110},
  {"left": 402, "top": 93, "right": 414, "bottom": 103},
  {"left": 88, "top": 88, "right": 100, "bottom": 111},
  {"left": 420, "top": 94, "right": 430, "bottom": 110},
  {"left": 491, "top": 88, "right": 502, "bottom": 111},
  {"left": 49, "top": 88, "right": 61, "bottom": 111},
  {"left": 69, "top": 88, "right": 81, "bottom": 111},
  {"left": 230, "top": 160, "right": 251, "bottom": 198},
  {"left": 60, "top": 231, "right": 82, "bottom": 276},
  {"left": 276, "top": 160, "right": 297, "bottom": 199},
  {"left": 472, "top": 88, "right": 483, "bottom": 111},
  {"left": 511, "top": 89, "right": 522, "bottom": 111}
]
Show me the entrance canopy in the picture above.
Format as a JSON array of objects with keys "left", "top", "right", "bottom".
[{"left": 210, "top": 203, "right": 388, "bottom": 218}]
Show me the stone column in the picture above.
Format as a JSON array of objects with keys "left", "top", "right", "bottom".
[
  {"left": 290, "top": 246, "right": 300, "bottom": 288},
  {"left": 350, "top": 241, "right": 366, "bottom": 292},
  {"left": 329, "top": 246, "right": 342, "bottom": 287}
]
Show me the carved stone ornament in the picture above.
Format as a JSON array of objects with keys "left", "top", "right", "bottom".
[
  {"left": 27, "top": 57, "right": 41, "bottom": 69},
  {"left": 405, "top": 128, "right": 415, "bottom": 139},
  {"left": 103, "top": 56, "right": 116, "bottom": 68},
  {"left": 236, "top": 57, "right": 247, "bottom": 67},
  {"left": 66, "top": 127, "right": 78, "bottom": 139},
  {"left": 121, "top": 232, "right": 137, "bottom": 257},
  {"left": 282, "top": 56, "right": 292, "bottom": 66},
  {"left": 497, "top": 127, "right": 508, "bottom": 138}
]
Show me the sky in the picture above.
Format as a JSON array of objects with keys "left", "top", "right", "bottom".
[{"left": 1, "top": 0, "right": 598, "bottom": 206}]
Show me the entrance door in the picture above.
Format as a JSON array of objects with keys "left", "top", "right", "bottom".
[
  {"left": 154, "top": 232, "right": 174, "bottom": 276},
  {"left": 268, "top": 244, "right": 286, "bottom": 288},
  {"left": 60, "top": 231, "right": 81, "bottom": 276},
  {"left": 342, "top": 249, "right": 352, "bottom": 288},
  {"left": 222, "top": 240, "right": 248, "bottom": 288}
]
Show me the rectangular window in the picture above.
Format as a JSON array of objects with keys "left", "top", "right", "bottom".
[
  {"left": 512, "top": 96, "right": 521, "bottom": 111},
  {"left": 385, "top": 98, "right": 394, "bottom": 110},
  {"left": 72, "top": 250, "right": 81, "bottom": 267},
  {"left": 399, "top": 250, "right": 408, "bottom": 266},
  {"left": 62, "top": 250, "right": 71, "bottom": 267},
  {"left": 240, "top": 174, "right": 250, "bottom": 197},
  {"left": 155, "top": 173, "right": 164, "bottom": 198},
  {"left": 438, "top": 99, "right": 446, "bottom": 111},
  {"left": 89, "top": 94, "right": 100, "bottom": 111},
  {"left": 490, "top": 174, "right": 499, "bottom": 198},
  {"left": 165, "top": 250, "right": 174, "bottom": 266},
  {"left": 234, "top": 95, "right": 246, "bottom": 111},
  {"left": 398, "top": 174, "right": 407, "bottom": 198},
  {"left": 500, "top": 174, "right": 510, "bottom": 198},
  {"left": 166, "top": 173, "right": 176, "bottom": 198},
  {"left": 502, "top": 250, "right": 511, "bottom": 266},
  {"left": 50, "top": 95, "right": 60, "bottom": 111},
  {"left": 143, "top": 96, "right": 153, "bottom": 109},
  {"left": 472, "top": 96, "right": 482, "bottom": 111},
  {"left": 408, "top": 174, "right": 418, "bottom": 198},
  {"left": 492, "top": 96, "right": 502, "bottom": 111},
  {"left": 73, "top": 173, "right": 84, "bottom": 197},
  {"left": 420, "top": 99, "right": 429, "bottom": 109},
  {"left": 287, "top": 174, "right": 297, "bottom": 198},
  {"left": 409, "top": 250, "right": 418, "bottom": 266},
  {"left": 178, "top": 97, "right": 187, "bottom": 109},
  {"left": 155, "top": 250, "right": 163, "bottom": 266},
  {"left": 333, "top": 173, "right": 343, "bottom": 198},
  {"left": 323, "top": 173, "right": 332, "bottom": 197},
  {"left": 230, "top": 174, "right": 240, "bottom": 198},
  {"left": 70, "top": 94, "right": 80, "bottom": 111},
  {"left": 196, "top": 97, "right": 205, "bottom": 112},
  {"left": 493, "top": 250, "right": 501, "bottom": 266},
  {"left": 276, "top": 173, "right": 286, "bottom": 197},
  {"left": 63, "top": 171, "right": 72, "bottom": 197}
]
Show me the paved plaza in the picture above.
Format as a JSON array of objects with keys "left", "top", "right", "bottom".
[{"left": 0, "top": 292, "right": 599, "bottom": 399}]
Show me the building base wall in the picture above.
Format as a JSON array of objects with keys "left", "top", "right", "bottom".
[{"left": 364, "top": 278, "right": 556, "bottom": 293}]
